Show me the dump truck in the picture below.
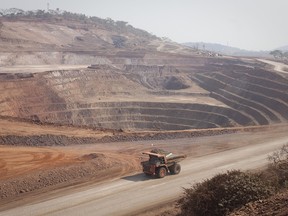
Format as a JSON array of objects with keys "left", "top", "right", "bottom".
[{"left": 141, "top": 148, "right": 186, "bottom": 178}]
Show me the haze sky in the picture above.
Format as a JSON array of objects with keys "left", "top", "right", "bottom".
[{"left": 1, "top": 0, "right": 287, "bottom": 51}]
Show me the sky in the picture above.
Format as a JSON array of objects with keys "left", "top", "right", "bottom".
[{"left": 0, "top": 0, "right": 287, "bottom": 51}]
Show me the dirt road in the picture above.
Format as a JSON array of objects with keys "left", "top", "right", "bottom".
[
  {"left": 258, "top": 59, "right": 288, "bottom": 74},
  {"left": 0, "top": 65, "right": 88, "bottom": 73},
  {"left": 1, "top": 131, "right": 288, "bottom": 216}
]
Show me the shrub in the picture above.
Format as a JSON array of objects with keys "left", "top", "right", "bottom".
[
  {"left": 178, "top": 170, "right": 274, "bottom": 216},
  {"left": 267, "top": 144, "right": 288, "bottom": 188}
]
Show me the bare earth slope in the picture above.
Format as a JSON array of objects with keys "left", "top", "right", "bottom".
[
  {"left": 0, "top": 16, "right": 287, "bottom": 131},
  {"left": 229, "top": 190, "right": 288, "bottom": 216}
]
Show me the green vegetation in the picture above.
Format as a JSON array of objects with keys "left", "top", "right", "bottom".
[
  {"left": 178, "top": 170, "right": 274, "bottom": 216},
  {"left": 270, "top": 50, "right": 288, "bottom": 61},
  {"left": 267, "top": 144, "right": 288, "bottom": 189},
  {"left": 178, "top": 144, "right": 288, "bottom": 216}
]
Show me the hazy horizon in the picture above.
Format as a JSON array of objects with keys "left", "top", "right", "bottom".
[{"left": 1, "top": 0, "right": 287, "bottom": 51}]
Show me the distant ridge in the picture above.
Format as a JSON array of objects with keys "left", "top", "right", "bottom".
[
  {"left": 276, "top": 45, "right": 288, "bottom": 51},
  {"left": 0, "top": 8, "right": 195, "bottom": 55},
  {"left": 183, "top": 42, "right": 269, "bottom": 57}
]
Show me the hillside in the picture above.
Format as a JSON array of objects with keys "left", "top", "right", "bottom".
[
  {"left": 0, "top": 9, "right": 194, "bottom": 56},
  {"left": 183, "top": 42, "right": 270, "bottom": 57},
  {"left": 276, "top": 45, "right": 288, "bottom": 51},
  {"left": 0, "top": 9, "right": 287, "bottom": 132}
]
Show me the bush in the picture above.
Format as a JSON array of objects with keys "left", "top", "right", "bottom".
[
  {"left": 267, "top": 144, "right": 288, "bottom": 188},
  {"left": 178, "top": 170, "right": 274, "bottom": 216}
]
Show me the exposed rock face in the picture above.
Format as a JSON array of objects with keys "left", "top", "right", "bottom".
[
  {"left": 0, "top": 16, "right": 287, "bottom": 131},
  {"left": 1, "top": 55, "right": 287, "bottom": 131}
]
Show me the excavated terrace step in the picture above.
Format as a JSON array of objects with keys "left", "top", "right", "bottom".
[{"left": 195, "top": 73, "right": 288, "bottom": 121}]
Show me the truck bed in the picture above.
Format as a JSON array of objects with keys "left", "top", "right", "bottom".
[{"left": 166, "top": 154, "right": 187, "bottom": 163}]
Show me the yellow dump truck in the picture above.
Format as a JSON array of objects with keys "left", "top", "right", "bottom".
[{"left": 141, "top": 148, "right": 186, "bottom": 178}]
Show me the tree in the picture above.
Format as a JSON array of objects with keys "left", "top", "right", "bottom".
[
  {"left": 284, "top": 51, "right": 288, "bottom": 59},
  {"left": 267, "top": 144, "right": 288, "bottom": 188},
  {"left": 0, "top": 21, "right": 3, "bottom": 37},
  {"left": 270, "top": 50, "right": 283, "bottom": 59}
]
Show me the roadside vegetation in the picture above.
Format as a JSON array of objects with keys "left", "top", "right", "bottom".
[
  {"left": 270, "top": 50, "right": 288, "bottom": 62},
  {"left": 176, "top": 144, "right": 288, "bottom": 216}
]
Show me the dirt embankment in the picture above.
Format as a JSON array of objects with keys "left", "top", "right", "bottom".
[
  {"left": 0, "top": 125, "right": 276, "bottom": 147},
  {"left": 0, "top": 147, "right": 141, "bottom": 202},
  {"left": 229, "top": 190, "right": 288, "bottom": 216}
]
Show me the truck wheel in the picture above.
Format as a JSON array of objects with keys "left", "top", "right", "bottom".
[
  {"left": 170, "top": 163, "right": 181, "bottom": 175},
  {"left": 156, "top": 167, "right": 167, "bottom": 178}
]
